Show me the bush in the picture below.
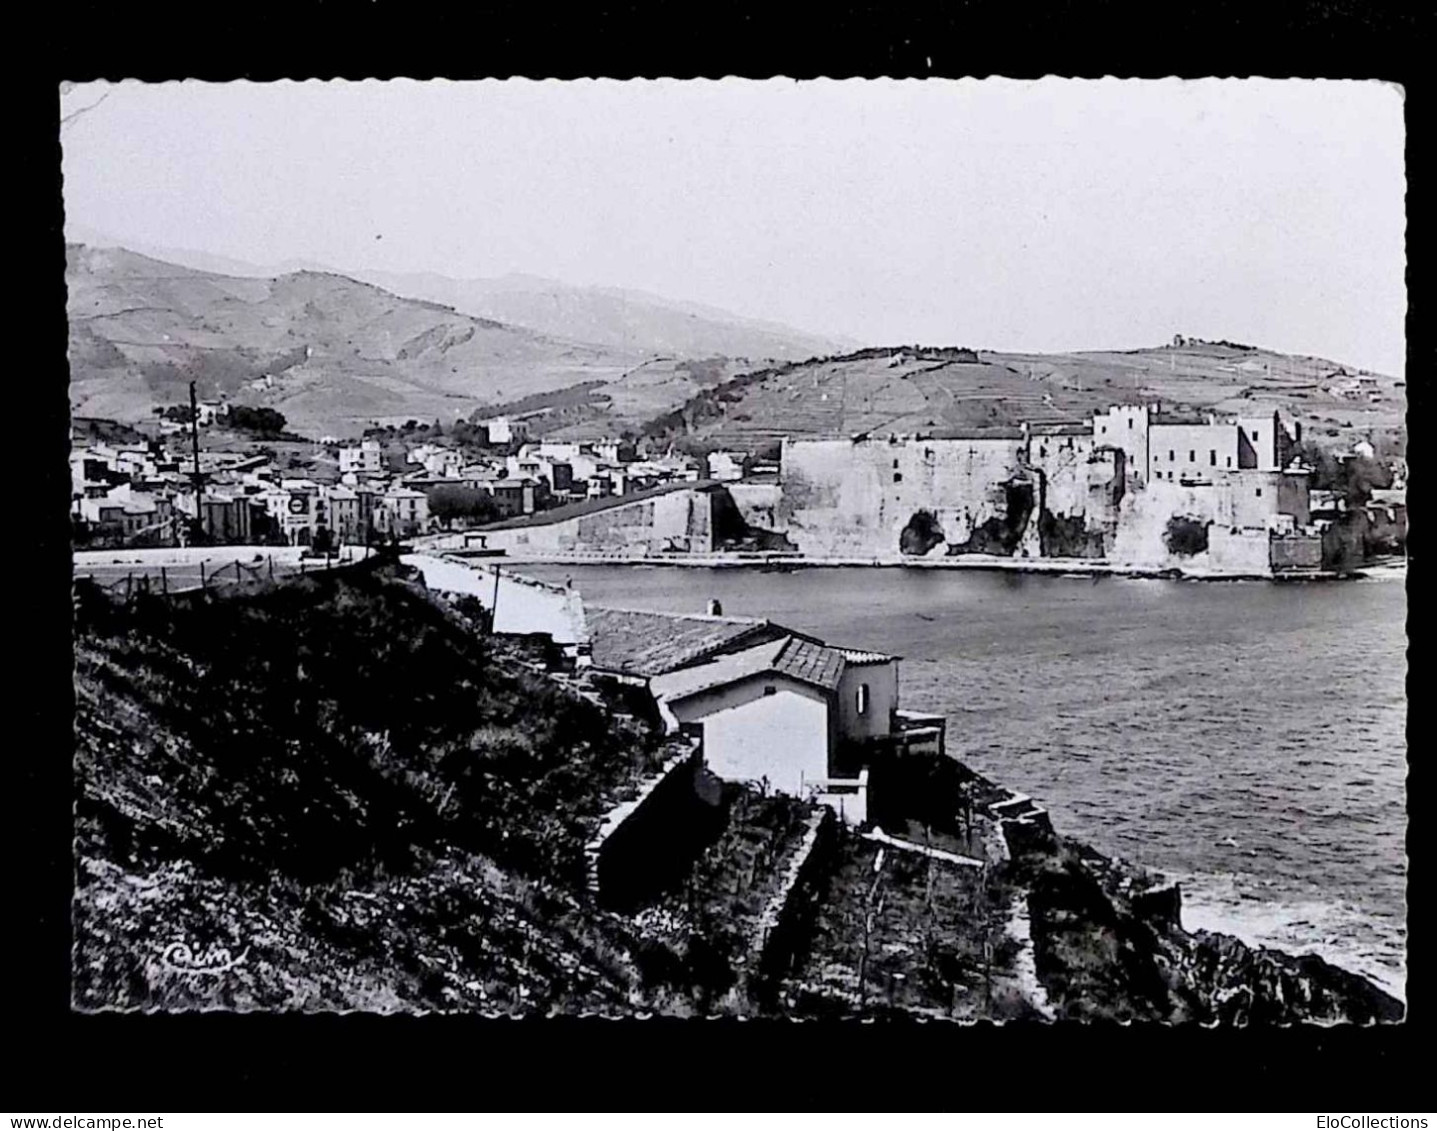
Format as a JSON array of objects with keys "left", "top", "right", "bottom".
[
  {"left": 228, "top": 405, "right": 288, "bottom": 435},
  {"left": 1164, "top": 516, "right": 1209, "bottom": 557},
  {"left": 428, "top": 485, "right": 502, "bottom": 526}
]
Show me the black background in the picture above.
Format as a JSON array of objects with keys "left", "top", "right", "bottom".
[{"left": 18, "top": 0, "right": 1428, "bottom": 1110}]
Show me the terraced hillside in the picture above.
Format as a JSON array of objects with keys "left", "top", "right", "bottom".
[
  {"left": 65, "top": 244, "right": 645, "bottom": 438},
  {"left": 638, "top": 342, "right": 1404, "bottom": 455}
]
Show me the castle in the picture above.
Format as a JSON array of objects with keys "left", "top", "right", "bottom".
[{"left": 772, "top": 404, "right": 1319, "bottom": 575}]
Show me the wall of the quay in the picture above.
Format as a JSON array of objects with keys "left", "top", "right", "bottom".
[
  {"left": 779, "top": 436, "right": 1027, "bottom": 557},
  {"left": 482, "top": 488, "right": 718, "bottom": 555}
]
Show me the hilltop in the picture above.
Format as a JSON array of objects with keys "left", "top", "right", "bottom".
[
  {"left": 65, "top": 227, "right": 850, "bottom": 362},
  {"left": 353, "top": 268, "right": 854, "bottom": 362},
  {"left": 65, "top": 243, "right": 647, "bottom": 438},
  {"left": 633, "top": 341, "right": 1405, "bottom": 456}
]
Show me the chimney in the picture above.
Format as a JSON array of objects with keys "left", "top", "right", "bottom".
[{"left": 707, "top": 598, "right": 723, "bottom": 617}]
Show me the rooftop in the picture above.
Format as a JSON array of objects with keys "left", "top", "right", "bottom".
[
  {"left": 586, "top": 605, "right": 792, "bottom": 679},
  {"left": 1026, "top": 422, "right": 1093, "bottom": 437},
  {"left": 650, "top": 634, "right": 850, "bottom": 703},
  {"left": 1149, "top": 412, "right": 1216, "bottom": 426},
  {"left": 772, "top": 636, "right": 846, "bottom": 690}
]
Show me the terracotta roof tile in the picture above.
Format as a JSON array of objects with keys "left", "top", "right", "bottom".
[
  {"left": 586, "top": 606, "right": 785, "bottom": 678},
  {"left": 773, "top": 637, "right": 846, "bottom": 691}
]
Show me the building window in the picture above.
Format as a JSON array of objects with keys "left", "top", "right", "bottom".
[
  {"left": 1255, "top": 488, "right": 1263, "bottom": 498},
  {"left": 893, "top": 459, "right": 900, "bottom": 469},
  {"left": 893, "top": 472, "right": 902, "bottom": 484},
  {"left": 1100, "top": 425, "right": 1107, "bottom": 435},
  {"left": 1169, "top": 451, "right": 1175, "bottom": 461},
  {"left": 1189, "top": 450, "right": 1195, "bottom": 463},
  {"left": 763, "top": 685, "right": 777, "bottom": 696},
  {"left": 856, "top": 683, "right": 870, "bottom": 715},
  {"left": 1226, "top": 456, "right": 1232, "bottom": 468},
  {"left": 1210, "top": 450, "right": 1217, "bottom": 466},
  {"left": 1128, "top": 418, "right": 1134, "bottom": 429},
  {"left": 1251, "top": 429, "right": 1260, "bottom": 441}
]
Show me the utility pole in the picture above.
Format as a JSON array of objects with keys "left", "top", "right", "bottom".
[
  {"left": 188, "top": 381, "right": 204, "bottom": 545},
  {"left": 490, "top": 563, "right": 502, "bottom": 633}
]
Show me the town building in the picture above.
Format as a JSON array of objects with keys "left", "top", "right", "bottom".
[
  {"left": 776, "top": 403, "right": 1318, "bottom": 574},
  {"left": 706, "top": 450, "right": 751, "bottom": 482},
  {"left": 374, "top": 485, "right": 431, "bottom": 539},
  {"left": 339, "top": 439, "right": 384, "bottom": 476},
  {"left": 479, "top": 417, "right": 527, "bottom": 446}
]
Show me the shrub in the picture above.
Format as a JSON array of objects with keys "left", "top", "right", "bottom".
[{"left": 1164, "top": 516, "right": 1209, "bottom": 557}]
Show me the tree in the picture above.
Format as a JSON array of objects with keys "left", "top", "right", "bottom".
[
  {"left": 1164, "top": 516, "right": 1210, "bottom": 557},
  {"left": 227, "top": 405, "right": 288, "bottom": 436},
  {"left": 1293, "top": 440, "right": 1392, "bottom": 505},
  {"left": 427, "top": 485, "right": 502, "bottom": 528}
]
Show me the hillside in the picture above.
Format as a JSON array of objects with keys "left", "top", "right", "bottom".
[
  {"left": 635, "top": 342, "right": 1406, "bottom": 455},
  {"left": 354, "top": 269, "right": 854, "bottom": 362},
  {"left": 65, "top": 228, "right": 849, "bottom": 369},
  {"left": 72, "top": 561, "right": 716, "bottom": 1013},
  {"left": 65, "top": 243, "right": 647, "bottom": 438}
]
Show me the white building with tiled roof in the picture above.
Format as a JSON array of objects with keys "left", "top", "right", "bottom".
[{"left": 584, "top": 605, "right": 943, "bottom": 825}]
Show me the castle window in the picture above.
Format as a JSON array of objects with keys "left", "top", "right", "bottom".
[
  {"left": 1128, "top": 419, "right": 1134, "bottom": 429},
  {"left": 1255, "top": 488, "right": 1263, "bottom": 497},
  {"left": 763, "top": 685, "right": 777, "bottom": 697},
  {"left": 893, "top": 473, "right": 902, "bottom": 484},
  {"left": 856, "top": 683, "right": 870, "bottom": 715},
  {"left": 1189, "top": 450, "right": 1195, "bottom": 462},
  {"left": 1169, "top": 451, "right": 1175, "bottom": 461},
  {"left": 1210, "top": 450, "right": 1217, "bottom": 466},
  {"left": 1226, "top": 456, "right": 1232, "bottom": 468}
]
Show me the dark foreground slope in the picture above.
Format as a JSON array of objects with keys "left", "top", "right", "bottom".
[{"left": 72, "top": 561, "right": 715, "bottom": 1013}]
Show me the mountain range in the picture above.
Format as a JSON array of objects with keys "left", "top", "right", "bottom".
[{"left": 64, "top": 234, "right": 1403, "bottom": 452}]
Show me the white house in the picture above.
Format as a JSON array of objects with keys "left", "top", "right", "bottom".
[
  {"left": 586, "top": 606, "right": 945, "bottom": 825},
  {"left": 706, "top": 450, "right": 750, "bottom": 482},
  {"left": 339, "top": 439, "right": 384, "bottom": 476}
]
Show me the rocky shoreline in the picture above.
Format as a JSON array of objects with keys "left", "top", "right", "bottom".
[{"left": 965, "top": 770, "right": 1405, "bottom": 1024}]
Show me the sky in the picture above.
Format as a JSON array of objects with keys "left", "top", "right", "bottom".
[{"left": 60, "top": 79, "right": 1406, "bottom": 375}]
